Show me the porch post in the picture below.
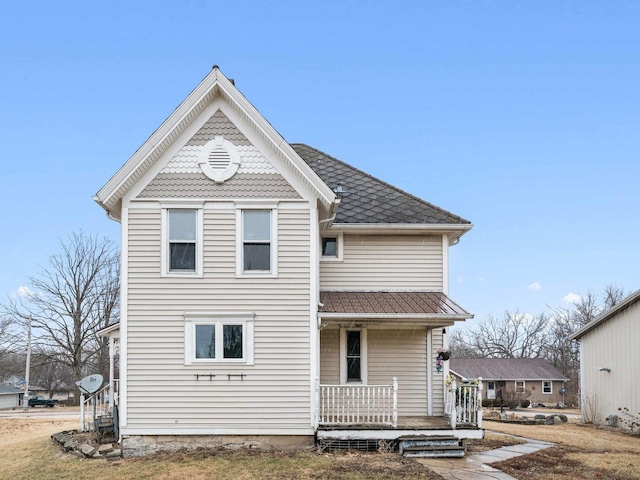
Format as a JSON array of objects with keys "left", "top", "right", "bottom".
[
  {"left": 392, "top": 377, "right": 398, "bottom": 428},
  {"left": 108, "top": 335, "right": 115, "bottom": 412},
  {"left": 80, "top": 393, "right": 85, "bottom": 432},
  {"left": 450, "top": 379, "right": 457, "bottom": 429},
  {"left": 477, "top": 377, "right": 483, "bottom": 429}
]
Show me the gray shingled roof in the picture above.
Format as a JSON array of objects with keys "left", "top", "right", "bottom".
[
  {"left": 292, "top": 144, "right": 470, "bottom": 225},
  {"left": 0, "top": 384, "right": 23, "bottom": 395},
  {"left": 449, "top": 358, "right": 569, "bottom": 381},
  {"left": 319, "top": 291, "right": 470, "bottom": 316}
]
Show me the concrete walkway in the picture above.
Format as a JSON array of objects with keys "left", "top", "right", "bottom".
[{"left": 417, "top": 433, "right": 554, "bottom": 480}]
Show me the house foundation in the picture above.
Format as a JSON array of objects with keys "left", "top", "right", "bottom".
[{"left": 121, "top": 434, "right": 314, "bottom": 457}]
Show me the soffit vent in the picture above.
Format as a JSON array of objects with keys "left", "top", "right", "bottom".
[{"left": 198, "top": 136, "right": 241, "bottom": 184}]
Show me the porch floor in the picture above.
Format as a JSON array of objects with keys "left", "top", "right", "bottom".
[{"left": 320, "top": 415, "right": 478, "bottom": 431}]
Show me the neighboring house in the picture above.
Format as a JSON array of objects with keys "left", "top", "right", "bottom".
[
  {"left": 30, "top": 385, "right": 74, "bottom": 403},
  {"left": 450, "top": 358, "right": 569, "bottom": 406},
  {"left": 570, "top": 288, "right": 640, "bottom": 427},
  {"left": 93, "top": 67, "right": 480, "bottom": 456},
  {"left": 0, "top": 384, "right": 23, "bottom": 410}
]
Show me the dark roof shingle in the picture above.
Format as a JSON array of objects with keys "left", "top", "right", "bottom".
[
  {"left": 449, "top": 358, "right": 569, "bottom": 381},
  {"left": 292, "top": 144, "right": 470, "bottom": 225}
]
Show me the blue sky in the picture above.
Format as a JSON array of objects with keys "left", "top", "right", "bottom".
[{"left": 1, "top": 1, "right": 638, "bottom": 325}]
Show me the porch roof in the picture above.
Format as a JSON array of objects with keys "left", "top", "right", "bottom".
[{"left": 318, "top": 291, "right": 472, "bottom": 324}]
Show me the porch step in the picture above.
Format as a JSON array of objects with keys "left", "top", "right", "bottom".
[{"left": 399, "top": 435, "right": 466, "bottom": 458}]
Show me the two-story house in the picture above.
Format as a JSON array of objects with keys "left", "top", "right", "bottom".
[{"left": 94, "top": 67, "right": 481, "bottom": 456}]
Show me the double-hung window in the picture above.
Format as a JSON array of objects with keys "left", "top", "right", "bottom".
[
  {"left": 185, "top": 314, "right": 254, "bottom": 364},
  {"left": 542, "top": 381, "right": 553, "bottom": 394},
  {"left": 515, "top": 381, "right": 526, "bottom": 394},
  {"left": 162, "top": 206, "right": 202, "bottom": 276},
  {"left": 169, "top": 209, "right": 196, "bottom": 271},
  {"left": 237, "top": 207, "right": 277, "bottom": 276}
]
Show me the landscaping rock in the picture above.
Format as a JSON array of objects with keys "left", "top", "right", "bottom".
[
  {"left": 106, "top": 449, "right": 122, "bottom": 459},
  {"left": 98, "top": 443, "right": 114, "bottom": 454},
  {"left": 64, "top": 440, "right": 79, "bottom": 451},
  {"left": 79, "top": 444, "right": 97, "bottom": 457},
  {"left": 534, "top": 414, "right": 546, "bottom": 420}
]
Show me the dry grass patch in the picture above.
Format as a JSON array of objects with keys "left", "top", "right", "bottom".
[
  {"left": 485, "top": 421, "right": 640, "bottom": 479},
  {"left": 0, "top": 417, "right": 442, "bottom": 480}
]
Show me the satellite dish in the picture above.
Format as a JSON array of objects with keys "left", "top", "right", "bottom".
[
  {"left": 559, "top": 388, "right": 567, "bottom": 394},
  {"left": 76, "top": 374, "right": 103, "bottom": 395}
]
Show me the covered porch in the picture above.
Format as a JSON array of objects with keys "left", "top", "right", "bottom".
[{"left": 316, "top": 291, "right": 480, "bottom": 443}]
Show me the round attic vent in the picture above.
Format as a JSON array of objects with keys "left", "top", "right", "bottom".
[{"left": 198, "top": 136, "right": 241, "bottom": 183}]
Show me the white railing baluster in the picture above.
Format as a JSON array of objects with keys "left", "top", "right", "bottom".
[{"left": 318, "top": 380, "right": 398, "bottom": 427}]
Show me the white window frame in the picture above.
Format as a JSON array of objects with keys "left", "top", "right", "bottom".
[
  {"left": 339, "top": 328, "right": 367, "bottom": 384},
  {"left": 515, "top": 380, "right": 526, "bottom": 394},
  {"left": 542, "top": 381, "right": 553, "bottom": 394},
  {"left": 320, "top": 233, "right": 343, "bottom": 262},
  {"left": 487, "top": 381, "right": 496, "bottom": 399},
  {"left": 161, "top": 203, "right": 203, "bottom": 277},
  {"left": 184, "top": 313, "right": 254, "bottom": 365},
  {"left": 235, "top": 203, "right": 278, "bottom": 277}
]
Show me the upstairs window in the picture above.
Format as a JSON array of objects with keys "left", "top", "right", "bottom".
[
  {"left": 242, "top": 209, "right": 272, "bottom": 272},
  {"left": 320, "top": 233, "right": 343, "bottom": 261},
  {"left": 167, "top": 209, "right": 199, "bottom": 273},
  {"left": 322, "top": 237, "right": 337, "bottom": 257}
]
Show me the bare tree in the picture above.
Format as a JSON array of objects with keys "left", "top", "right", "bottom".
[
  {"left": 602, "top": 284, "right": 627, "bottom": 311},
  {"left": 448, "top": 329, "right": 482, "bottom": 358},
  {"left": 0, "top": 316, "right": 21, "bottom": 381},
  {"left": 452, "top": 310, "right": 549, "bottom": 358},
  {"left": 2, "top": 232, "right": 119, "bottom": 404},
  {"left": 30, "top": 352, "right": 74, "bottom": 399},
  {"left": 546, "top": 284, "right": 628, "bottom": 406}
]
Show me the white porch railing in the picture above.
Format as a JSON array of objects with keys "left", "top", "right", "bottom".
[
  {"left": 318, "top": 378, "right": 398, "bottom": 427},
  {"left": 80, "top": 379, "right": 119, "bottom": 433},
  {"left": 445, "top": 377, "right": 483, "bottom": 429}
]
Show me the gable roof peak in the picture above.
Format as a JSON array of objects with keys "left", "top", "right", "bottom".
[{"left": 95, "top": 69, "right": 336, "bottom": 219}]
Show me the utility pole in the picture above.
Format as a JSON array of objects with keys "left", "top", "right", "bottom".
[{"left": 23, "top": 316, "right": 32, "bottom": 411}]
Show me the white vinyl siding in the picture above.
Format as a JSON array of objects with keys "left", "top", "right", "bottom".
[
  {"left": 319, "top": 329, "right": 340, "bottom": 384},
  {"left": 430, "top": 327, "right": 445, "bottom": 415},
  {"left": 320, "top": 327, "right": 444, "bottom": 417},
  {"left": 320, "top": 234, "right": 443, "bottom": 291},
  {"left": 367, "top": 328, "right": 428, "bottom": 416},
  {"left": 125, "top": 205, "right": 312, "bottom": 432},
  {"left": 579, "top": 299, "right": 640, "bottom": 425}
]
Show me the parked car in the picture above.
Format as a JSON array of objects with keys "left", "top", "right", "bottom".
[{"left": 28, "top": 395, "right": 59, "bottom": 408}]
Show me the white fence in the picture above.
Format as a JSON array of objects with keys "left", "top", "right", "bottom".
[
  {"left": 445, "top": 377, "right": 483, "bottom": 429},
  {"left": 318, "top": 378, "right": 398, "bottom": 427}
]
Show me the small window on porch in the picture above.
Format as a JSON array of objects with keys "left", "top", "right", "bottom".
[{"left": 346, "top": 331, "right": 361, "bottom": 382}]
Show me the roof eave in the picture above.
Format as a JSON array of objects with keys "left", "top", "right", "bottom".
[
  {"left": 327, "top": 223, "right": 472, "bottom": 242},
  {"left": 97, "top": 322, "right": 120, "bottom": 337},
  {"left": 318, "top": 313, "right": 472, "bottom": 327},
  {"left": 570, "top": 288, "right": 640, "bottom": 340}
]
